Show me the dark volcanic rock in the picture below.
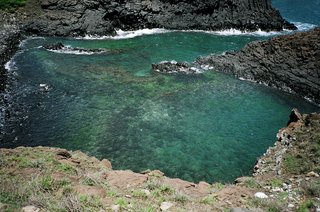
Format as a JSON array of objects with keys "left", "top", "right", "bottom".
[
  {"left": 196, "top": 28, "right": 320, "bottom": 104},
  {"left": 23, "top": 0, "right": 296, "bottom": 37},
  {"left": 0, "top": 11, "right": 22, "bottom": 91},
  {"left": 152, "top": 61, "right": 203, "bottom": 75},
  {"left": 0, "top": 15, "right": 23, "bottom": 143},
  {"left": 44, "top": 42, "right": 64, "bottom": 50},
  {"left": 43, "top": 42, "right": 109, "bottom": 54}
]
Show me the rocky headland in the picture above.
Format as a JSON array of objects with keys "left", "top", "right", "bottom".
[
  {"left": 197, "top": 28, "right": 320, "bottom": 105},
  {"left": 153, "top": 28, "right": 320, "bottom": 105}
]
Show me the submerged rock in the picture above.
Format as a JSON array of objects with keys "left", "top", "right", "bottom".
[
  {"left": 43, "top": 43, "right": 109, "bottom": 54},
  {"left": 152, "top": 61, "right": 203, "bottom": 75},
  {"left": 43, "top": 42, "right": 64, "bottom": 50}
]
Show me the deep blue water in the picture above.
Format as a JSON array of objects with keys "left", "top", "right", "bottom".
[
  {"left": 273, "top": 0, "right": 320, "bottom": 25},
  {"left": 1, "top": 0, "right": 319, "bottom": 183}
]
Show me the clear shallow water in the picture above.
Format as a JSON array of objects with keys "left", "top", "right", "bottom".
[{"left": 3, "top": 32, "right": 319, "bottom": 183}]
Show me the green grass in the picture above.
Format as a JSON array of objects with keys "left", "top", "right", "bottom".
[
  {"left": 297, "top": 200, "right": 315, "bottom": 212},
  {"left": 244, "top": 178, "right": 260, "bottom": 188},
  {"left": 132, "top": 189, "right": 148, "bottom": 199},
  {"left": 57, "top": 163, "right": 77, "bottom": 175},
  {"left": 199, "top": 195, "right": 217, "bottom": 205},
  {"left": 268, "top": 179, "right": 284, "bottom": 188},
  {"left": 283, "top": 153, "right": 308, "bottom": 174},
  {"left": 302, "top": 179, "right": 320, "bottom": 197},
  {"left": 0, "top": 0, "right": 26, "bottom": 11}
]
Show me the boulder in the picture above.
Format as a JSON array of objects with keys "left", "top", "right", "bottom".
[
  {"left": 152, "top": 61, "right": 203, "bottom": 75},
  {"left": 287, "top": 108, "right": 302, "bottom": 126},
  {"left": 254, "top": 192, "right": 268, "bottom": 199},
  {"left": 160, "top": 202, "right": 174, "bottom": 211}
]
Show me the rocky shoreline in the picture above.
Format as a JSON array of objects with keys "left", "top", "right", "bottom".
[
  {"left": 23, "top": 0, "right": 296, "bottom": 37},
  {"left": 0, "top": 11, "right": 23, "bottom": 142},
  {"left": 197, "top": 28, "right": 320, "bottom": 105},
  {"left": 153, "top": 28, "right": 320, "bottom": 105}
]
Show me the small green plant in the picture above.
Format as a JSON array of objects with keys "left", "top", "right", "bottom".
[
  {"left": 57, "top": 179, "right": 72, "bottom": 187},
  {"left": 244, "top": 178, "right": 260, "bottom": 188},
  {"left": 142, "top": 205, "right": 155, "bottom": 212},
  {"left": 173, "top": 193, "right": 188, "bottom": 203},
  {"left": 107, "top": 190, "right": 118, "bottom": 197},
  {"left": 303, "top": 179, "right": 320, "bottom": 197},
  {"left": 200, "top": 195, "right": 217, "bottom": 205},
  {"left": 79, "top": 194, "right": 103, "bottom": 208},
  {"left": 276, "top": 191, "right": 289, "bottom": 201},
  {"left": 57, "top": 163, "right": 76, "bottom": 174},
  {"left": 115, "top": 198, "right": 128, "bottom": 209},
  {"left": 132, "top": 189, "right": 148, "bottom": 199},
  {"left": 40, "top": 176, "right": 55, "bottom": 191},
  {"left": 62, "top": 185, "right": 73, "bottom": 195},
  {"left": 8, "top": 155, "right": 32, "bottom": 168},
  {"left": 297, "top": 200, "right": 315, "bottom": 212},
  {"left": 213, "top": 182, "right": 225, "bottom": 190},
  {"left": 159, "top": 185, "right": 175, "bottom": 194},
  {"left": 249, "top": 198, "right": 282, "bottom": 212},
  {"left": 268, "top": 179, "right": 284, "bottom": 188}
]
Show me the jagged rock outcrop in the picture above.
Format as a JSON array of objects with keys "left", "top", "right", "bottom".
[
  {"left": 0, "top": 12, "right": 22, "bottom": 142},
  {"left": 23, "top": 0, "right": 296, "bottom": 36},
  {"left": 0, "top": 12, "right": 22, "bottom": 91},
  {"left": 152, "top": 61, "right": 203, "bottom": 74},
  {"left": 196, "top": 28, "right": 320, "bottom": 104}
]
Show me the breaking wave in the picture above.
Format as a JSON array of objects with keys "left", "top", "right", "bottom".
[
  {"left": 77, "top": 22, "right": 316, "bottom": 40},
  {"left": 45, "top": 45, "right": 107, "bottom": 55}
]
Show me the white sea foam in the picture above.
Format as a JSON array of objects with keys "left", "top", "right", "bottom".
[
  {"left": 19, "top": 36, "right": 46, "bottom": 48},
  {"left": 81, "top": 28, "right": 170, "bottom": 40},
  {"left": 293, "top": 22, "right": 317, "bottom": 31},
  {"left": 77, "top": 21, "right": 317, "bottom": 40},
  {"left": 46, "top": 45, "right": 106, "bottom": 55},
  {"left": 4, "top": 59, "right": 17, "bottom": 71}
]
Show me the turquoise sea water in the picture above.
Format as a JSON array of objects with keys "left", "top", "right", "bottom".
[{"left": 2, "top": 1, "right": 320, "bottom": 183}]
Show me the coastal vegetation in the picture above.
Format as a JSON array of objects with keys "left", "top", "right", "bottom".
[{"left": 0, "top": 0, "right": 26, "bottom": 11}]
